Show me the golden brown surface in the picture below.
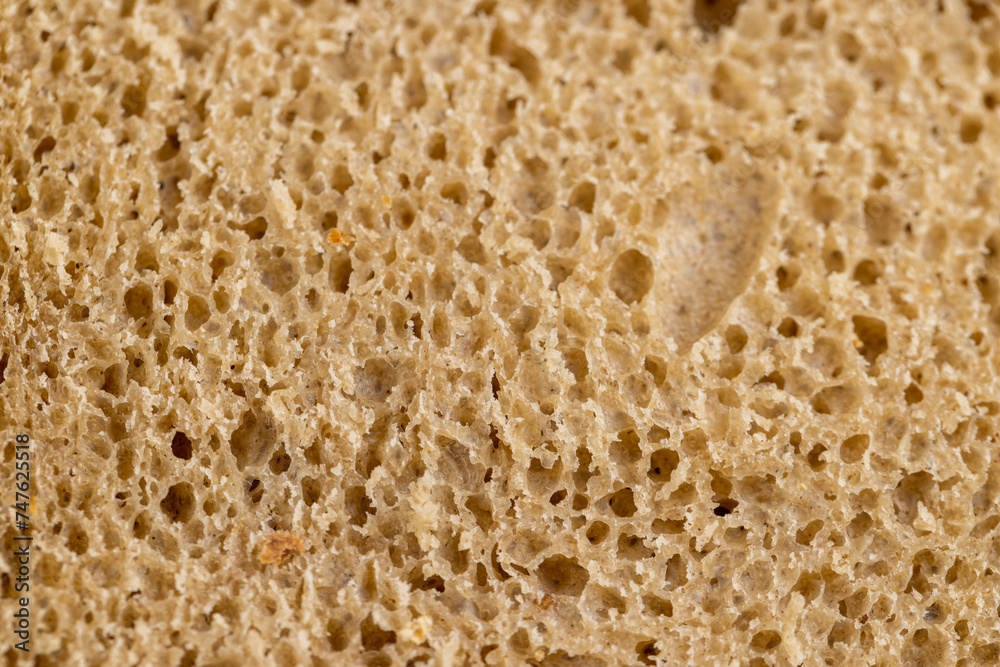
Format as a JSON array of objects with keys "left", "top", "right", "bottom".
[{"left": 2, "top": 0, "right": 1000, "bottom": 665}]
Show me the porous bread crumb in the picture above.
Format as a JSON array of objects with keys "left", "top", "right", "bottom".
[
  {"left": 258, "top": 532, "right": 305, "bottom": 565},
  {"left": 2, "top": 0, "right": 1000, "bottom": 665}
]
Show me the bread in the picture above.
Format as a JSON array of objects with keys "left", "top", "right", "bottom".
[{"left": 3, "top": 0, "right": 1000, "bottom": 664}]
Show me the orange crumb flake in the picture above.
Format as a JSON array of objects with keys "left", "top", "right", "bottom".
[
  {"left": 259, "top": 532, "right": 304, "bottom": 565},
  {"left": 327, "top": 229, "right": 355, "bottom": 246}
]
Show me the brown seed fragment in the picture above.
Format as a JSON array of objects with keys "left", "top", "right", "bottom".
[
  {"left": 328, "top": 229, "right": 355, "bottom": 246},
  {"left": 259, "top": 532, "right": 304, "bottom": 564}
]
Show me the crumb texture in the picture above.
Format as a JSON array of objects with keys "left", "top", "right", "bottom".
[{"left": 2, "top": 0, "right": 1000, "bottom": 665}]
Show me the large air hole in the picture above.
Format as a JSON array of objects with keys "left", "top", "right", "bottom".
[
  {"left": 171, "top": 432, "right": 193, "bottom": 460},
  {"left": 489, "top": 25, "right": 541, "bottom": 85},
  {"left": 156, "top": 127, "right": 181, "bottom": 161},
  {"left": 644, "top": 356, "right": 666, "bottom": 385},
  {"left": 260, "top": 257, "right": 300, "bottom": 295},
  {"left": 230, "top": 217, "right": 268, "bottom": 240},
  {"left": 960, "top": 116, "right": 983, "bottom": 144},
  {"left": 185, "top": 295, "right": 211, "bottom": 330},
  {"left": 852, "top": 316, "right": 888, "bottom": 364},
  {"left": 360, "top": 614, "right": 396, "bottom": 651},
  {"left": 586, "top": 521, "right": 610, "bottom": 544},
  {"left": 664, "top": 554, "right": 687, "bottom": 589},
  {"left": 66, "top": 524, "right": 89, "bottom": 555},
  {"left": 609, "top": 249, "right": 654, "bottom": 305},
  {"left": 426, "top": 134, "right": 447, "bottom": 161},
  {"left": 441, "top": 182, "right": 467, "bottom": 205},
  {"left": 160, "top": 483, "right": 195, "bottom": 523},
  {"left": 839, "top": 434, "right": 869, "bottom": 464},
  {"left": 346, "top": 486, "right": 375, "bottom": 526},
  {"left": 796, "top": 520, "right": 825, "bottom": 546},
  {"left": 811, "top": 385, "right": 860, "bottom": 414},
  {"left": 124, "top": 284, "right": 154, "bottom": 319},
  {"left": 329, "top": 256, "right": 352, "bottom": 293},
  {"left": 122, "top": 82, "right": 147, "bottom": 117},
  {"left": 230, "top": 409, "right": 277, "bottom": 471},
  {"left": 536, "top": 555, "right": 589, "bottom": 596},
  {"left": 694, "top": 0, "right": 747, "bottom": 34},
  {"left": 269, "top": 446, "right": 291, "bottom": 474},
  {"left": 569, "top": 181, "right": 596, "bottom": 213},
  {"left": 647, "top": 449, "right": 679, "bottom": 483},
  {"left": 853, "top": 260, "right": 881, "bottom": 286},
  {"left": 331, "top": 165, "right": 354, "bottom": 194},
  {"left": 725, "top": 325, "right": 748, "bottom": 353},
  {"left": 301, "top": 477, "right": 321, "bottom": 506},
  {"left": 607, "top": 488, "right": 638, "bottom": 517},
  {"left": 750, "top": 630, "right": 782, "bottom": 651},
  {"left": 904, "top": 383, "right": 923, "bottom": 404},
  {"left": 610, "top": 430, "right": 642, "bottom": 470},
  {"left": 210, "top": 252, "right": 234, "bottom": 281},
  {"left": 893, "top": 472, "right": 937, "bottom": 526},
  {"left": 355, "top": 359, "right": 397, "bottom": 403},
  {"left": 33, "top": 136, "right": 56, "bottom": 163}
]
